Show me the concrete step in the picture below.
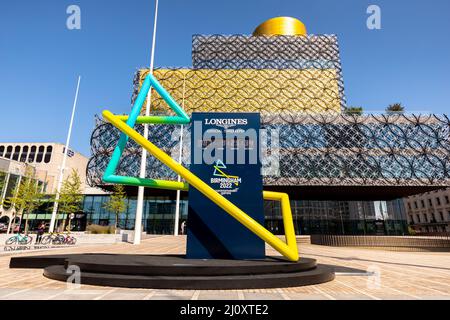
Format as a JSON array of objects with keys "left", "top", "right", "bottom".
[{"left": 296, "top": 235, "right": 311, "bottom": 245}]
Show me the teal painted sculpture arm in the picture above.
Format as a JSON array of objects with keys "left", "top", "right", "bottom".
[{"left": 102, "top": 73, "right": 190, "bottom": 191}]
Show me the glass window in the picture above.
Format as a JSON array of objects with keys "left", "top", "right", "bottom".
[
  {"left": 83, "top": 196, "right": 96, "bottom": 223},
  {"left": 428, "top": 199, "right": 432, "bottom": 206},
  {"left": 421, "top": 200, "right": 425, "bottom": 208},
  {"left": 127, "top": 198, "right": 137, "bottom": 220},
  {"left": 414, "top": 201, "right": 418, "bottom": 209},
  {"left": 446, "top": 196, "right": 450, "bottom": 204},
  {"left": 439, "top": 212, "right": 444, "bottom": 221},
  {"left": 0, "top": 145, "right": 4, "bottom": 157},
  {"left": 5, "top": 174, "right": 19, "bottom": 198},
  {"left": 83, "top": 196, "right": 93, "bottom": 210},
  {"left": 20, "top": 146, "right": 29, "bottom": 162},
  {"left": 12, "top": 146, "right": 21, "bottom": 161},
  {"left": 126, "top": 219, "right": 135, "bottom": 230},
  {"left": 436, "top": 197, "right": 441, "bottom": 206},
  {"left": 5, "top": 146, "right": 13, "bottom": 159},
  {"left": 36, "top": 146, "right": 45, "bottom": 163},
  {"left": 0, "top": 171, "right": 6, "bottom": 195},
  {"left": 44, "top": 146, "right": 53, "bottom": 163},
  {"left": 28, "top": 146, "right": 36, "bottom": 162}
]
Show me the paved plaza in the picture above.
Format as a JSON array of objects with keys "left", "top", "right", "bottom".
[{"left": 1, "top": 236, "right": 450, "bottom": 300}]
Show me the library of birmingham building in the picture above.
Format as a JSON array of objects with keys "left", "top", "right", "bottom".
[{"left": 86, "top": 18, "right": 450, "bottom": 236}]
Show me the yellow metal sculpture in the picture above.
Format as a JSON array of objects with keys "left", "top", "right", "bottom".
[{"left": 102, "top": 74, "right": 299, "bottom": 262}]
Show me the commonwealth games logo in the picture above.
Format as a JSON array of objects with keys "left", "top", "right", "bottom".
[{"left": 210, "top": 160, "right": 241, "bottom": 194}]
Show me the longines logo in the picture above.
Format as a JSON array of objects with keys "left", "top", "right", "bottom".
[{"left": 205, "top": 118, "right": 248, "bottom": 129}]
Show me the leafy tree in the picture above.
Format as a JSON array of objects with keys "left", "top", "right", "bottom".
[
  {"left": 343, "top": 106, "right": 363, "bottom": 116},
  {"left": 386, "top": 103, "right": 405, "bottom": 114},
  {"left": 7, "top": 167, "right": 43, "bottom": 234},
  {"left": 57, "top": 169, "right": 83, "bottom": 232},
  {"left": 103, "top": 184, "right": 127, "bottom": 232}
]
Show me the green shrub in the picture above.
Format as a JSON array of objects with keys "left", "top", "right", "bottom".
[
  {"left": 86, "top": 224, "right": 116, "bottom": 234},
  {"left": 407, "top": 226, "right": 416, "bottom": 236}
]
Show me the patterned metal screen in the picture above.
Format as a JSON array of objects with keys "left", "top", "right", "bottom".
[
  {"left": 191, "top": 34, "right": 345, "bottom": 109},
  {"left": 87, "top": 114, "right": 450, "bottom": 188},
  {"left": 88, "top": 34, "right": 450, "bottom": 190},
  {"left": 134, "top": 68, "right": 342, "bottom": 115}
]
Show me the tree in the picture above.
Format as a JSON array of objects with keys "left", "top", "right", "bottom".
[
  {"left": 386, "top": 103, "right": 405, "bottom": 114},
  {"left": 344, "top": 106, "right": 363, "bottom": 116},
  {"left": 7, "top": 167, "right": 43, "bottom": 234},
  {"left": 57, "top": 169, "right": 83, "bottom": 232},
  {"left": 103, "top": 184, "right": 127, "bottom": 232}
]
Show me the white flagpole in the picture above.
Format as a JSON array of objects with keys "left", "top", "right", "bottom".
[
  {"left": 174, "top": 125, "right": 183, "bottom": 236},
  {"left": 173, "top": 77, "right": 186, "bottom": 236},
  {"left": 49, "top": 76, "right": 81, "bottom": 233},
  {"left": 134, "top": 0, "right": 159, "bottom": 245}
]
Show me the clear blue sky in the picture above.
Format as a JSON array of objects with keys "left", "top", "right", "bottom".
[{"left": 1, "top": 0, "right": 449, "bottom": 156}]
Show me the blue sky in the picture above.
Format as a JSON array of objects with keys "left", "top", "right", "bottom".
[{"left": 1, "top": 0, "right": 449, "bottom": 156}]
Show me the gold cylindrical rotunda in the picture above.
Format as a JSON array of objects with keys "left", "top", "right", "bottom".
[{"left": 253, "top": 16, "right": 307, "bottom": 36}]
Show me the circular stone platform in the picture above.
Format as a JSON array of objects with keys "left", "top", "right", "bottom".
[{"left": 10, "top": 254, "right": 334, "bottom": 289}]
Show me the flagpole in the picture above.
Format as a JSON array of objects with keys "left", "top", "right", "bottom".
[
  {"left": 134, "top": 0, "right": 159, "bottom": 245},
  {"left": 174, "top": 125, "right": 183, "bottom": 236},
  {"left": 49, "top": 76, "right": 81, "bottom": 233},
  {"left": 173, "top": 76, "right": 186, "bottom": 236}
]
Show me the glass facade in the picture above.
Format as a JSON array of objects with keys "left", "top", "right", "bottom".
[
  {"left": 82, "top": 195, "right": 189, "bottom": 234},
  {"left": 81, "top": 195, "right": 407, "bottom": 236}
]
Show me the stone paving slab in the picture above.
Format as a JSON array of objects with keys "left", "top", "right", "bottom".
[
  {"left": 0, "top": 235, "right": 449, "bottom": 300},
  {"left": 198, "top": 292, "right": 240, "bottom": 300}
]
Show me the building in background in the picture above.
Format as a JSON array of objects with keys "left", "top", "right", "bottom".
[
  {"left": 0, "top": 143, "right": 91, "bottom": 193},
  {"left": 0, "top": 142, "right": 104, "bottom": 232},
  {"left": 85, "top": 17, "right": 450, "bottom": 235},
  {"left": 404, "top": 188, "right": 450, "bottom": 234}
]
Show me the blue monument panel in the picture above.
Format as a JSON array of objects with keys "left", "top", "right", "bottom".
[{"left": 186, "top": 112, "right": 265, "bottom": 259}]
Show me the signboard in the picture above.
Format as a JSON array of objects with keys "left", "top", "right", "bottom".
[{"left": 186, "top": 112, "right": 265, "bottom": 259}]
